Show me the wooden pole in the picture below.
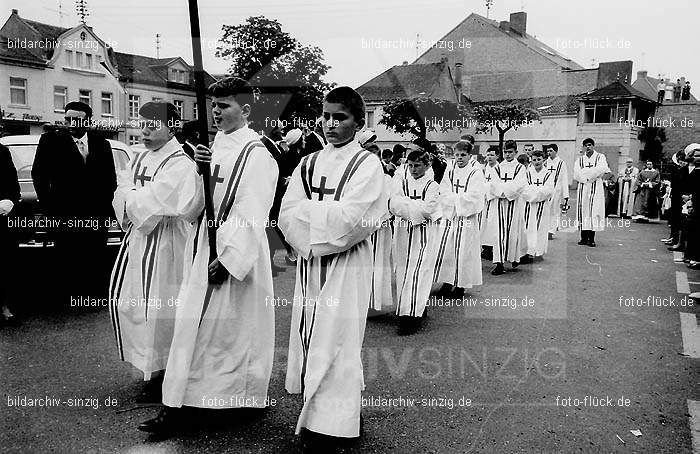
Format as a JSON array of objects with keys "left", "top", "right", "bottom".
[{"left": 186, "top": 0, "right": 217, "bottom": 260}]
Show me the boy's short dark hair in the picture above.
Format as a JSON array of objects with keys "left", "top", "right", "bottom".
[
  {"left": 139, "top": 101, "right": 181, "bottom": 128},
  {"left": 582, "top": 137, "right": 595, "bottom": 146},
  {"left": 324, "top": 86, "right": 366, "bottom": 127},
  {"left": 406, "top": 148, "right": 431, "bottom": 165},
  {"left": 460, "top": 134, "right": 475, "bottom": 144},
  {"left": 455, "top": 141, "right": 473, "bottom": 153},
  {"left": 486, "top": 145, "right": 500, "bottom": 154},
  {"left": 531, "top": 149, "right": 545, "bottom": 159},
  {"left": 207, "top": 76, "right": 256, "bottom": 107},
  {"left": 64, "top": 101, "right": 92, "bottom": 118},
  {"left": 504, "top": 139, "right": 517, "bottom": 151},
  {"left": 547, "top": 143, "right": 558, "bottom": 152},
  {"left": 382, "top": 149, "right": 393, "bottom": 160}
]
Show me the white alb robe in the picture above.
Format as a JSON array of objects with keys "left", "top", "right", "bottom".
[
  {"left": 574, "top": 151, "right": 610, "bottom": 231},
  {"left": 279, "top": 141, "right": 386, "bottom": 438},
  {"left": 545, "top": 156, "right": 569, "bottom": 233},
  {"left": 480, "top": 164, "right": 499, "bottom": 247},
  {"left": 489, "top": 159, "right": 527, "bottom": 264},
  {"left": 369, "top": 173, "right": 394, "bottom": 310},
  {"left": 390, "top": 172, "right": 441, "bottom": 317},
  {"left": 617, "top": 166, "right": 639, "bottom": 217},
  {"left": 109, "top": 138, "right": 203, "bottom": 379},
  {"left": 522, "top": 166, "right": 555, "bottom": 256},
  {"left": 162, "top": 126, "right": 278, "bottom": 409},
  {"left": 436, "top": 162, "right": 486, "bottom": 288}
]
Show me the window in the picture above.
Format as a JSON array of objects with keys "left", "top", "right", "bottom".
[
  {"left": 583, "top": 102, "right": 630, "bottom": 124},
  {"left": 79, "top": 89, "right": 92, "bottom": 108},
  {"left": 129, "top": 95, "right": 140, "bottom": 119},
  {"left": 173, "top": 99, "right": 184, "bottom": 118},
  {"left": 65, "top": 50, "right": 73, "bottom": 67},
  {"left": 193, "top": 102, "right": 198, "bottom": 120},
  {"left": 85, "top": 53, "right": 92, "bottom": 69},
  {"left": 9, "top": 77, "right": 27, "bottom": 105},
  {"left": 101, "top": 92, "right": 113, "bottom": 116},
  {"left": 76, "top": 52, "right": 83, "bottom": 68},
  {"left": 170, "top": 68, "right": 187, "bottom": 84},
  {"left": 128, "top": 135, "right": 141, "bottom": 146},
  {"left": 54, "top": 86, "right": 67, "bottom": 112},
  {"left": 366, "top": 110, "right": 375, "bottom": 129}
]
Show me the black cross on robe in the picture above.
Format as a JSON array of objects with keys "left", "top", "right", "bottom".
[
  {"left": 501, "top": 174, "right": 514, "bottom": 182},
  {"left": 310, "top": 176, "right": 335, "bottom": 200},
  {"left": 453, "top": 180, "right": 467, "bottom": 192},
  {"left": 532, "top": 180, "right": 545, "bottom": 187},
  {"left": 409, "top": 190, "right": 422, "bottom": 200},
  {"left": 135, "top": 166, "right": 152, "bottom": 185},
  {"left": 210, "top": 164, "right": 225, "bottom": 193}
]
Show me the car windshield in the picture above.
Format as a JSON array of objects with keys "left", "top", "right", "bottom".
[{"left": 8, "top": 144, "right": 36, "bottom": 180}]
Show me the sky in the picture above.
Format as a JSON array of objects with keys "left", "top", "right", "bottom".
[{"left": 7, "top": 0, "right": 700, "bottom": 89}]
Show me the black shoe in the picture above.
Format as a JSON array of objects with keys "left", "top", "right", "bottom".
[
  {"left": 548, "top": 232, "right": 554, "bottom": 240},
  {"left": 136, "top": 376, "right": 163, "bottom": 404},
  {"left": 138, "top": 407, "right": 185, "bottom": 434},
  {"left": 451, "top": 287, "right": 466, "bottom": 298},
  {"left": 491, "top": 264, "right": 505, "bottom": 275},
  {"left": 511, "top": 261, "right": 519, "bottom": 269},
  {"left": 587, "top": 241, "right": 596, "bottom": 247},
  {"left": 578, "top": 239, "right": 588, "bottom": 246},
  {"left": 668, "top": 245, "right": 684, "bottom": 251},
  {"left": 398, "top": 316, "right": 421, "bottom": 335},
  {"left": 519, "top": 255, "right": 533, "bottom": 264}
]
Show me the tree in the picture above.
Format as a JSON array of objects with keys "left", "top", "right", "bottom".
[
  {"left": 637, "top": 126, "right": 667, "bottom": 164},
  {"left": 471, "top": 104, "right": 541, "bottom": 157},
  {"left": 216, "top": 16, "right": 334, "bottom": 132},
  {"left": 379, "top": 98, "right": 467, "bottom": 146}
]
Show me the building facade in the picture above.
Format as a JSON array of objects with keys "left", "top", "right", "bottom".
[{"left": 0, "top": 9, "right": 214, "bottom": 143}]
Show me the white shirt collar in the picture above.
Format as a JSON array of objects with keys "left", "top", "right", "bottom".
[{"left": 74, "top": 133, "right": 87, "bottom": 147}]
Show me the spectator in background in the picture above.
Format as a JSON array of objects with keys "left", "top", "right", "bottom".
[
  {"left": 657, "top": 80, "right": 666, "bottom": 104},
  {"left": 682, "top": 81, "right": 691, "bottom": 101},
  {"left": 673, "top": 79, "right": 682, "bottom": 103},
  {"left": 31, "top": 101, "right": 117, "bottom": 306},
  {"left": 381, "top": 148, "right": 397, "bottom": 176},
  {"left": 632, "top": 161, "right": 660, "bottom": 222},
  {"left": 0, "top": 140, "right": 20, "bottom": 327},
  {"left": 663, "top": 150, "right": 688, "bottom": 247},
  {"left": 358, "top": 129, "right": 377, "bottom": 149},
  {"left": 602, "top": 171, "right": 618, "bottom": 217},
  {"left": 683, "top": 144, "right": 700, "bottom": 270},
  {"left": 392, "top": 143, "right": 406, "bottom": 167}
]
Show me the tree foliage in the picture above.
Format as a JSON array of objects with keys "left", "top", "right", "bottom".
[
  {"left": 637, "top": 126, "right": 667, "bottom": 163},
  {"left": 379, "top": 98, "right": 467, "bottom": 142},
  {"left": 471, "top": 104, "right": 541, "bottom": 156},
  {"left": 216, "top": 16, "right": 334, "bottom": 131}
]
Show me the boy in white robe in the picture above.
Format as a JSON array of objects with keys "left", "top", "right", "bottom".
[
  {"left": 520, "top": 149, "right": 555, "bottom": 262},
  {"left": 480, "top": 146, "right": 500, "bottom": 260},
  {"left": 435, "top": 141, "right": 486, "bottom": 295},
  {"left": 390, "top": 148, "right": 441, "bottom": 334},
  {"left": 140, "top": 78, "right": 278, "bottom": 434},
  {"left": 574, "top": 138, "right": 610, "bottom": 247},
  {"left": 617, "top": 158, "right": 639, "bottom": 218},
  {"left": 110, "top": 102, "right": 203, "bottom": 402},
  {"left": 544, "top": 143, "right": 569, "bottom": 238},
  {"left": 279, "top": 87, "right": 387, "bottom": 448},
  {"left": 489, "top": 140, "right": 527, "bottom": 275}
]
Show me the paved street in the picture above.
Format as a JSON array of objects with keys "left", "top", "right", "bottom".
[{"left": 1, "top": 214, "right": 699, "bottom": 453}]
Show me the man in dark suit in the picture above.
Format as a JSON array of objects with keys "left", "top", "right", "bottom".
[
  {"left": 32, "top": 101, "right": 117, "bottom": 305},
  {"left": 684, "top": 145, "right": 700, "bottom": 270},
  {"left": 663, "top": 150, "right": 688, "bottom": 248},
  {"left": 0, "top": 140, "right": 21, "bottom": 325}
]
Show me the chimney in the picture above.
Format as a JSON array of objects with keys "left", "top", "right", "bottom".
[
  {"left": 509, "top": 12, "right": 527, "bottom": 36},
  {"left": 499, "top": 21, "right": 509, "bottom": 32},
  {"left": 454, "top": 62, "right": 463, "bottom": 91},
  {"left": 636, "top": 70, "right": 647, "bottom": 82},
  {"left": 402, "top": 61, "right": 408, "bottom": 65},
  {"left": 596, "top": 61, "right": 633, "bottom": 88},
  {"left": 12, "top": 9, "right": 18, "bottom": 14}
]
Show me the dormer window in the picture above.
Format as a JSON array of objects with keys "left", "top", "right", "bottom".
[{"left": 170, "top": 68, "right": 188, "bottom": 84}]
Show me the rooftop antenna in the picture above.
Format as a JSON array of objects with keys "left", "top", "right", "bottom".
[
  {"left": 44, "top": 0, "right": 70, "bottom": 26},
  {"left": 75, "top": 0, "right": 88, "bottom": 24},
  {"left": 485, "top": 0, "right": 494, "bottom": 18},
  {"left": 416, "top": 33, "right": 420, "bottom": 58},
  {"left": 156, "top": 33, "right": 161, "bottom": 59}
]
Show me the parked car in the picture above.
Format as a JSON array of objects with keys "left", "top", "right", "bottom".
[{"left": 0, "top": 134, "right": 133, "bottom": 247}]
